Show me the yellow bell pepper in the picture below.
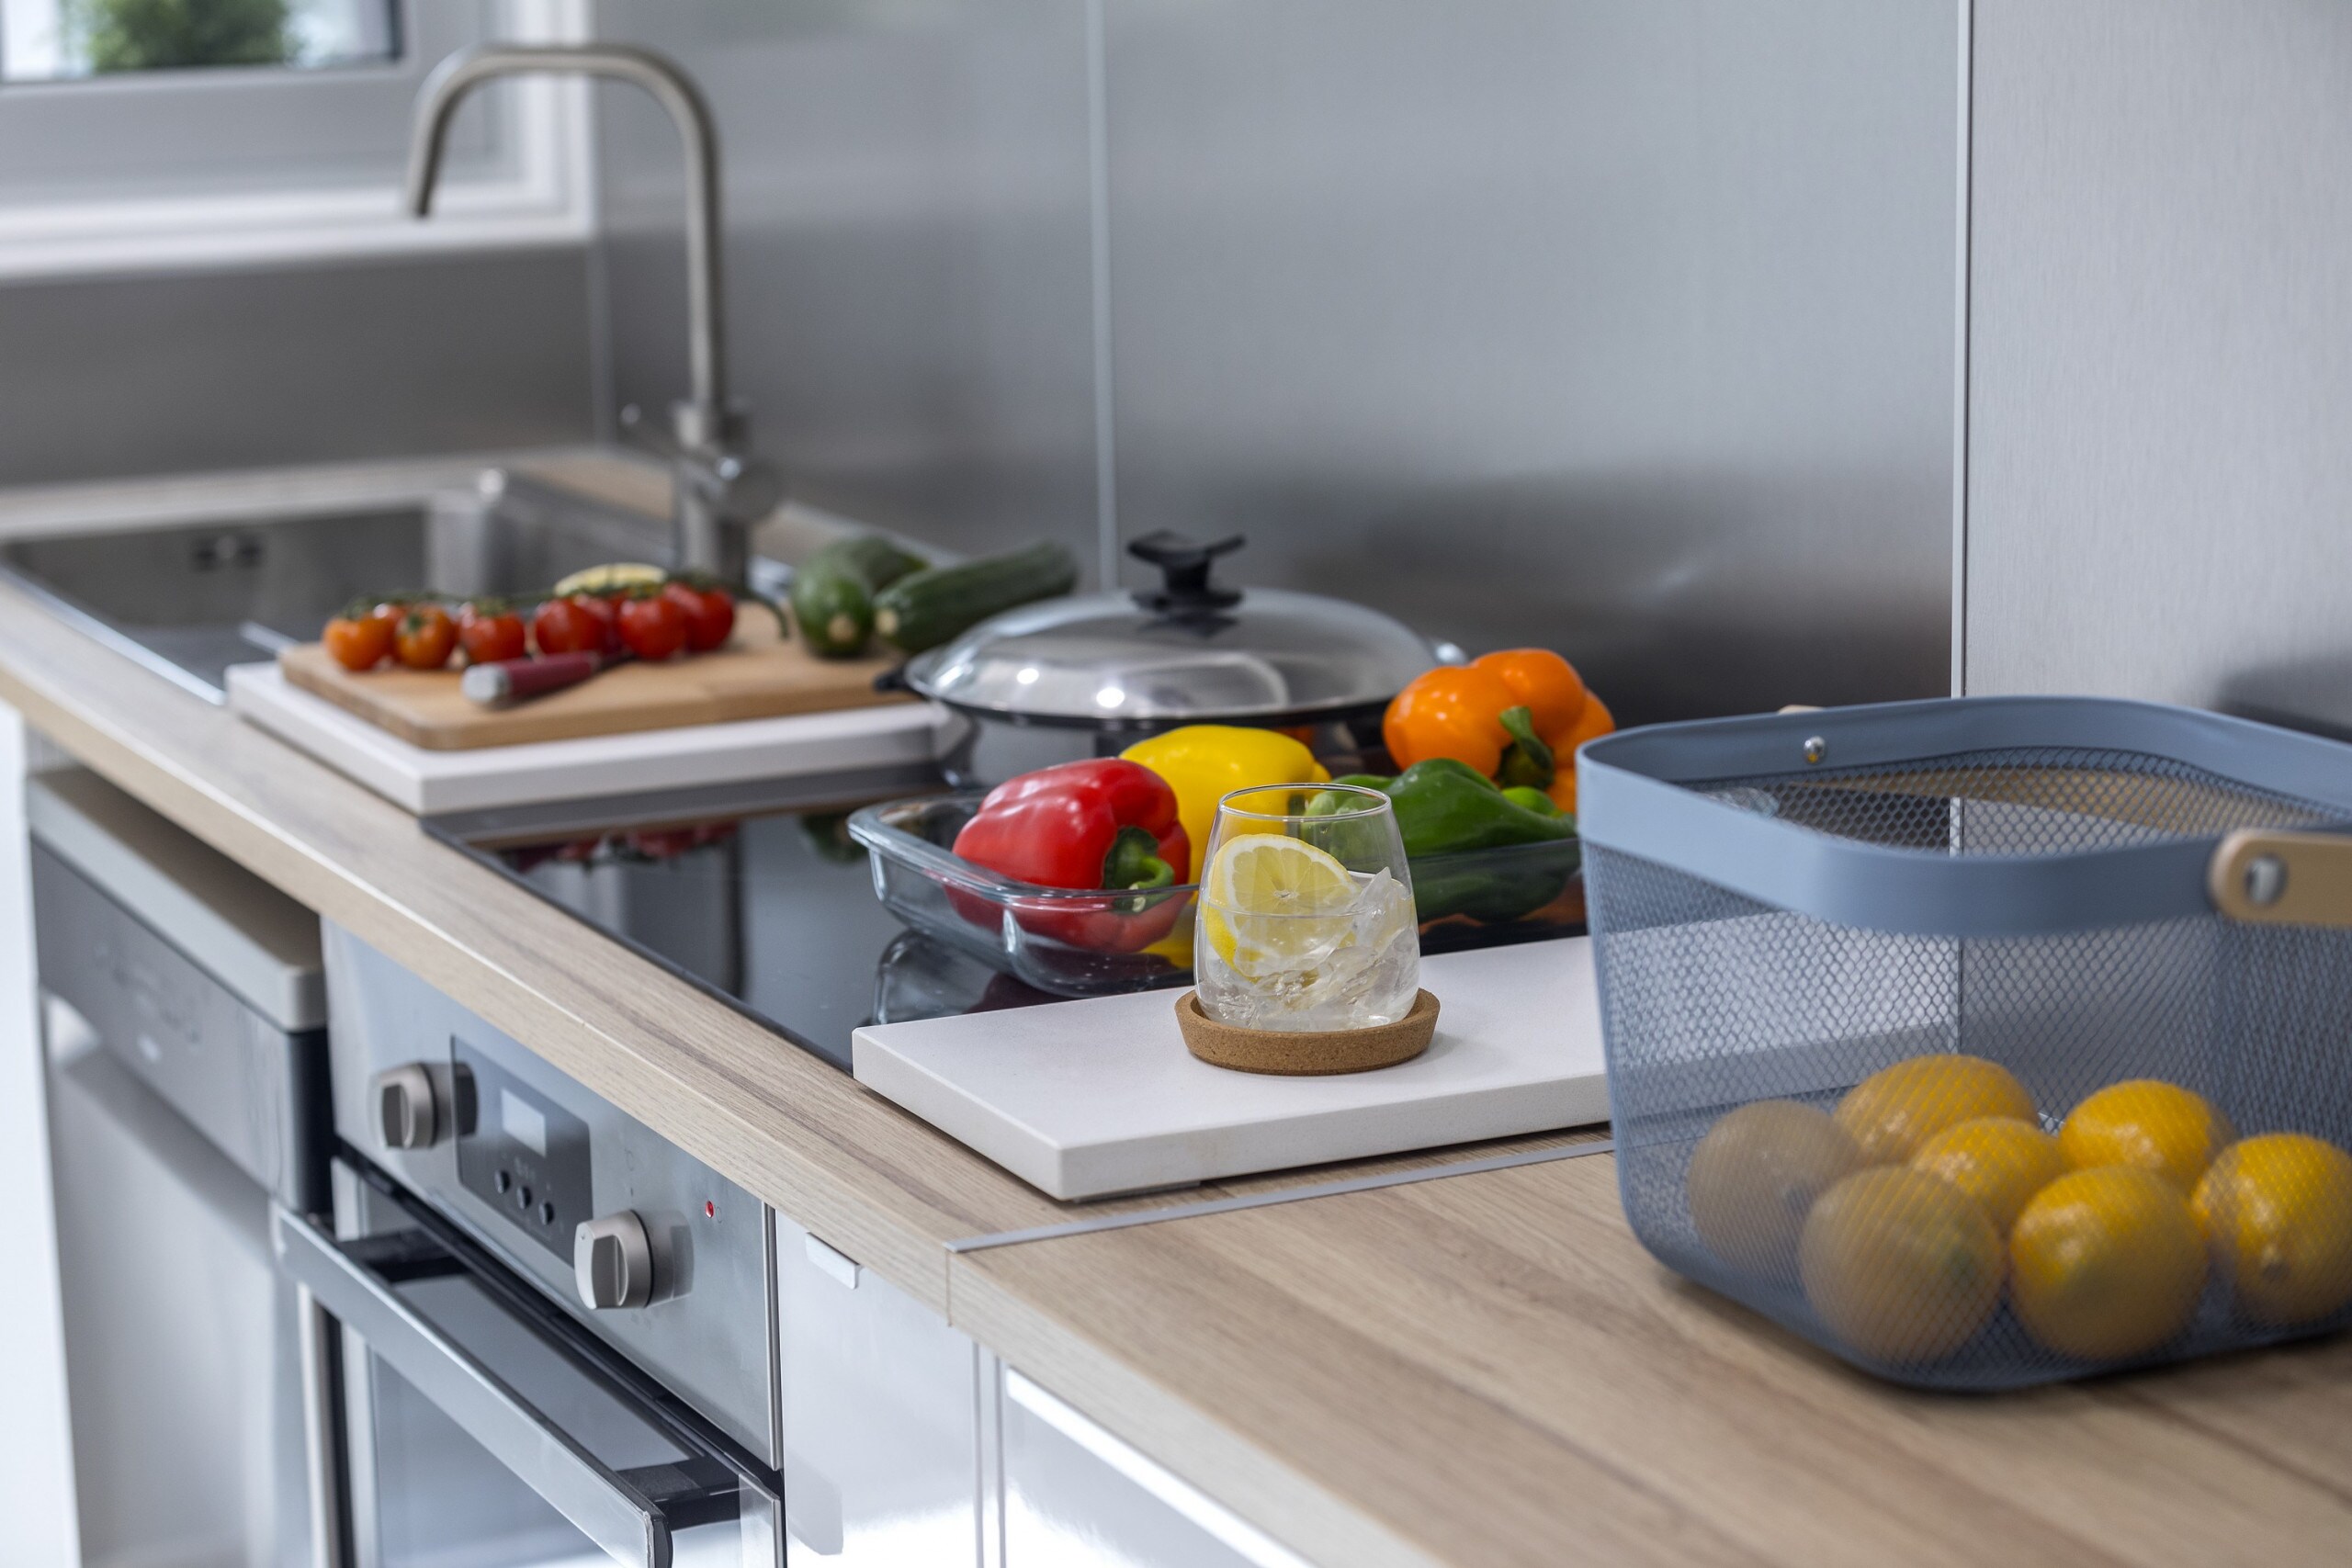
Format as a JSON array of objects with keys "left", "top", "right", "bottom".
[{"left": 1119, "top": 726, "right": 1330, "bottom": 880}]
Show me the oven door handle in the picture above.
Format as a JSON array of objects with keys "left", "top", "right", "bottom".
[{"left": 273, "top": 1204, "right": 721, "bottom": 1568}]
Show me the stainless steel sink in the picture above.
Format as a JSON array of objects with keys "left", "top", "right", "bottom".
[{"left": 0, "top": 472, "right": 682, "bottom": 702}]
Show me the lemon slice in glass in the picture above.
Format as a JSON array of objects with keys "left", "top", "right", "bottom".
[{"left": 1201, "top": 834, "right": 1360, "bottom": 979}]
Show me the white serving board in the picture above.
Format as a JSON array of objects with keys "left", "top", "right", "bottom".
[
  {"left": 853, "top": 939, "right": 1609, "bottom": 1200},
  {"left": 226, "top": 661, "right": 949, "bottom": 815}
]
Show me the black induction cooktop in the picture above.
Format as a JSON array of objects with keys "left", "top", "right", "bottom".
[{"left": 426, "top": 765, "right": 1057, "bottom": 1072}]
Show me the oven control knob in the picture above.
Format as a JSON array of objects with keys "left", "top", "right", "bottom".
[
  {"left": 371, "top": 1064, "right": 441, "bottom": 1151},
  {"left": 574, "top": 1212, "right": 654, "bottom": 1311}
]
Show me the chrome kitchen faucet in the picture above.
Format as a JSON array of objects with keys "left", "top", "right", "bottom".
[{"left": 405, "top": 45, "right": 778, "bottom": 584}]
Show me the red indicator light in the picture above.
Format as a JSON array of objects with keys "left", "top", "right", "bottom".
[{"left": 704, "top": 1200, "right": 717, "bottom": 1219}]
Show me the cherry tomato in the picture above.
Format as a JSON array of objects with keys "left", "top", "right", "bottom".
[
  {"left": 625, "top": 828, "right": 704, "bottom": 859},
  {"left": 574, "top": 593, "right": 621, "bottom": 655},
  {"left": 661, "top": 581, "right": 736, "bottom": 653},
  {"left": 458, "top": 604, "right": 526, "bottom": 665},
  {"left": 323, "top": 612, "right": 395, "bottom": 671},
  {"left": 531, "top": 597, "right": 603, "bottom": 656},
  {"left": 617, "top": 592, "right": 688, "bottom": 661},
  {"left": 393, "top": 604, "right": 458, "bottom": 670}
]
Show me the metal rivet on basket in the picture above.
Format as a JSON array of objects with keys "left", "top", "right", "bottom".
[
  {"left": 1802, "top": 736, "right": 1827, "bottom": 765},
  {"left": 2244, "top": 854, "right": 2288, "bottom": 908}
]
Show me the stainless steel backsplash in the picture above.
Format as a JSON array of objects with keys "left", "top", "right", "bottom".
[
  {"left": 593, "top": 1, "right": 1962, "bottom": 722},
  {"left": 0, "top": 249, "right": 595, "bottom": 488}
]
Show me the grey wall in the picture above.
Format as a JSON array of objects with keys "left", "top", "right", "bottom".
[
  {"left": 595, "top": 1, "right": 1961, "bottom": 723},
  {"left": 0, "top": 250, "right": 596, "bottom": 488},
  {"left": 0, "top": 9, "right": 596, "bottom": 491},
  {"left": 1964, "top": 1, "right": 2352, "bottom": 734}
]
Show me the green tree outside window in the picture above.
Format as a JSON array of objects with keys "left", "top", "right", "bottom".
[{"left": 73, "top": 0, "right": 292, "bottom": 73}]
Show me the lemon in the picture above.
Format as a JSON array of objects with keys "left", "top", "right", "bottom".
[
  {"left": 1799, "top": 1167, "right": 2006, "bottom": 1364},
  {"left": 1686, "top": 1100, "right": 1864, "bottom": 1280},
  {"left": 2011, "top": 1167, "right": 2206, "bottom": 1360},
  {"left": 1834, "top": 1054, "right": 2038, "bottom": 1166},
  {"left": 552, "top": 561, "right": 666, "bottom": 597},
  {"left": 1199, "top": 834, "right": 1359, "bottom": 977},
  {"left": 2192, "top": 1133, "right": 2352, "bottom": 1328},
  {"left": 2060, "top": 1079, "right": 2233, "bottom": 1193},
  {"left": 1912, "top": 1117, "right": 2065, "bottom": 1235}
]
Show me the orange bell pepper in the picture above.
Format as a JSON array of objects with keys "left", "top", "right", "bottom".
[
  {"left": 1544, "top": 691, "right": 1614, "bottom": 814},
  {"left": 1383, "top": 649, "right": 1614, "bottom": 814}
]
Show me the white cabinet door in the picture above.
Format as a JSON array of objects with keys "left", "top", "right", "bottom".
[
  {"left": 998, "top": 1369, "right": 1310, "bottom": 1568},
  {"left": 0, "top": 711, "right": 79, "bottom": 1568},
  {"left": 775, "top": 1214, "right": 982, "bottom": 1565}
]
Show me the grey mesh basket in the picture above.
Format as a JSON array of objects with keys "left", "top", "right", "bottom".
[{"left": 1577, "top": 696, "right": 2352, "bottom": 1390}]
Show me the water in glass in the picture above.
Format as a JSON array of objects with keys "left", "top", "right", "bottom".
[{"left": 1194, "top": 784, "right": 1420, "bottom": 1032}]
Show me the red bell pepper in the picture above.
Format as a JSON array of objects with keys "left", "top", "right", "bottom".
[{"left": 950, "top": 759, "right": 1191, "bottom": 953}]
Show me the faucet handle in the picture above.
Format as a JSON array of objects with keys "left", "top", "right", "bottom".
[
  {"left": 702, "top": 453, "right": 784, "bottom": 525},
  {"left": 620, "top": 403, "right": 783, "bottom": 525},
  {"left": 618, "top": 401, "right": 684, "bottom": 462}
]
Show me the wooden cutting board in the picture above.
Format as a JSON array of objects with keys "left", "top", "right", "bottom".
[{"left": 278, "top": 611, "right": 910, "bottom": 750}]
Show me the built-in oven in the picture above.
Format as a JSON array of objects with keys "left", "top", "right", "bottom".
[
  {"left": 295, "top": 922, "right": 784, "bottom": 1568},
  {"left": 29, "top": 766, "right": 334, "bottom": 1568}
]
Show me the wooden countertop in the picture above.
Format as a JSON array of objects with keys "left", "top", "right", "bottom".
[
  {"left": 956, "top": 1145, "right": 2352, "bottom": 1567},
  {"left": 5, "top": 457, "right": 2348, "bottom": 1567}
]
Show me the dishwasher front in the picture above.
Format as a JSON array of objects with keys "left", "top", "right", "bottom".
[{"left": 29, "top": 767, "right": 334, "bottom": 1568}]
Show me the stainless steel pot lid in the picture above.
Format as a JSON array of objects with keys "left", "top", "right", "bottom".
[{"left": 903, "top": 532, "right": 1435, "bottom": 725}]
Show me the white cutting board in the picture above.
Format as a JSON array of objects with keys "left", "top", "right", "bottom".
[
  {"left": 226, "top": 661, "right": 949, "bottom": 815},
  {"left": 852, "top": 939, "right": 1609, "bottom": 1200}
]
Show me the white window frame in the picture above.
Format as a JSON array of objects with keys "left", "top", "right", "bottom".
[{"left": 0, "top": 0, "right": 594, "bottom": 281}]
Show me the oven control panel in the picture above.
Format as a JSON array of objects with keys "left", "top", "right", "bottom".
[{"left": 452, "top": 1037, "right": 592, "bottom": 1259}]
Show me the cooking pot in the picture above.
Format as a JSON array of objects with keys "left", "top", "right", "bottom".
[{"left": 903, "top": 532, "right": 1437, "bottom": 785}]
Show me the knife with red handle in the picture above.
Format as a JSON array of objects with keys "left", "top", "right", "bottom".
[{"left": 461, "top": 651, "right": 615, "bottom": 708}]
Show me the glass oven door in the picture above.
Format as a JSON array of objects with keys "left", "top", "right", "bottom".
[{"left": 276, "top": 1158, "right": 781, "bottom": 1568}]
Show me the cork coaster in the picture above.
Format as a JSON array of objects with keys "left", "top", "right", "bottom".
[{"left": 1175, "top": 988, "right": 1441, "bottom": 1076}]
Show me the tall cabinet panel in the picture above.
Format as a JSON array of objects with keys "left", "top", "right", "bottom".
[{"left": 1964, "top": 0, "right": 2352, "bottom": 725}]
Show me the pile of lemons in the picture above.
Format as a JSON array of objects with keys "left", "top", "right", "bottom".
[{"left": 1684, "top": 1055, "right": 2352, "bottom": 1366}]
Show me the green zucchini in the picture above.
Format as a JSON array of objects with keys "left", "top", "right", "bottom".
[
  {"left": 788, "top": 534, "right": 929, "bottom": 658},
  {"left": 873, "top": 541, "right": 1080, "bottom": 654},
  {"left": 790, "top": 563, "right": 875, "bottom": 658},
  {"left": 810, "top": 535, "right": 926, "bottom": 593}
]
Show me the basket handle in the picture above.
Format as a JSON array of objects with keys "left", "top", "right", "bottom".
[{"left": 2210, "top": 829, "right": 2352, "bottom": 926}]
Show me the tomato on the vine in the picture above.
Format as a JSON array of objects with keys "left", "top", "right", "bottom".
[
  {"left": 576, "top": 593, "right": 621, "bottom": 654},
  {"left": 617, "top": 592, "right": 688, "bottom": 661},
  {"left": 458, "top": 603, "right": 526, "bottom": 665},
  {"left": 532, "top": 596, "right": 604, "bottom": 656},
  {"left": 323, "top": 610, "right": 395, "bottom": 671},
  {"left": 660, "top": 581, "right": 736, "bottom": 653},
  {"left": 393, "top": 604, "right": 458, "bottom": 670}
]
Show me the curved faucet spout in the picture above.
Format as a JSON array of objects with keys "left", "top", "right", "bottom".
[{"left": 406, "top": 43, "right": 727, "bottom": 422}]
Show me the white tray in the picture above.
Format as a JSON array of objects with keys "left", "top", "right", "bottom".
[
  {"left": 226, "top": 662, "right": 949, "bottom": 815},
  {"left": 852, "top": 938, "right": 1608, "bottom": 1200}
]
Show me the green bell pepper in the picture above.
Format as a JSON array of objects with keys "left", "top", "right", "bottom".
[
  {"left": 1318, "top": 759, "right": 1570, "bottom": 854},
  {"left": 1500, "top": 785, "right": 1563, "bottom": 819},
  {"left": 1312, "top": 760, "right": 1577, "bottom": 923}
]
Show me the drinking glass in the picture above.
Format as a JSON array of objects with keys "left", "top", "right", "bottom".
[{"left": 1193, "top": 783, "right": 1420, "bottom": 1031}]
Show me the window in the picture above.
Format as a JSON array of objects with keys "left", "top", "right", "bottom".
[
  {"left": 0, "top": 0, "right": 591, "bottom": 277},
  {"left": 1, "top": 0, "right": 401, "bottom": 82}
]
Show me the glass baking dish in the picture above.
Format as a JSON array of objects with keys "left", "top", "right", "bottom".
[{"left": 848, "top": 794, "right": 1583, "bottom": 998}]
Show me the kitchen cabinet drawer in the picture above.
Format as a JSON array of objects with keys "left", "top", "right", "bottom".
[
  {"left": 776, "top": 1215, "right": 982, "bottom": 1563},
  {"left": 999, "top": 1369, "right": 1308, "bottom": 1568}
]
